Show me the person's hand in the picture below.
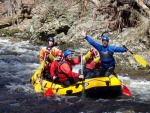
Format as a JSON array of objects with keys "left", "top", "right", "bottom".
[
  {"left": 90, "top": 47, "right": 94, "bottom": 51},
  {"left": 45, "top": 50, "right": 50, "bottom": 55},
  {"left": 125, "top": 48, "right": 131, "bottom": 53},
  {"left": 53, "top": 76, "right": 57, "bottom": 80},
  {"left": 79, "top": 75, "right": 84, "bottom": 79},
  {"left": 90, "top": 49, "right": 95, "bottom": 55},
  {"left": 81, "top": 30, "right": 87, "bottom": 37}
]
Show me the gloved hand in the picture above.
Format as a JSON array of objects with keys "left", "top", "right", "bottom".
[
  {"left": 90, "top": 49, "right": 98, "bottom": 56},
  {"left": 90, "top": 49, "right": 95, "bottom": 56},
  {"left": 79, "top": 75, "right": 84, "bottom": 81},
  {"left": 79, "top": 75, "right": 84, "bottom": 79}
]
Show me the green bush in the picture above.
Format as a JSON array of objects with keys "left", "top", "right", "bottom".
[{"left": 0, "top": 29, "right": 22, "bottom": 36}]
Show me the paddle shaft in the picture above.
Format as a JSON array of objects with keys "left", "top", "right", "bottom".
[
  {"left": 81, "top": 55, "right": 86, "bottom": 99},
  {"left": 81, "top": 55, "right": 83, "bottom": 74},
  {"left": 122, "top": 45, "right": 133, "bottom": 54},
  {"left": 51, "top": 77, "right": 57, "bottom": 88}
]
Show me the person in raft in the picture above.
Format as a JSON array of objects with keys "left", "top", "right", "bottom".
[
  {"left": 83, "top": 48, "right": 102, "bottom": 79},
  {"left": 39, "top": 37, "right": 59, "bottom": 63},
  {"left": 50, "top": 50, "right": 63, "bottom": 82},
  {"left": 81, "top": 30, "right": 128, "bottom": 77},
  {"left": 57, "top": 50, "right": 84, "bottom": 87},
  {"left": 39, "top": 37, "right": 59, "bottom": 79}
]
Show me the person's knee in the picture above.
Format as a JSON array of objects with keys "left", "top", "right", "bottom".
[
  {"left": 94, "top": 71, "right": 101, "bottom": 77},
  {"left": 85, "top": 72, "right": 94, "bottom": 79},
  {"left": 73, "top": 78, "right": 79, "bottom": 83},
  {"left": 62, "top": 81, "right": 70, "bottom": 87},
  {"left": 104, "top": 71, "right": 112, "bottom": 76}
]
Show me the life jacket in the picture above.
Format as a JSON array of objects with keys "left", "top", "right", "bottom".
[
  {"left": 45, "top": 46, "right": 53, "bottom": 54},
  {"left": 99, "top": 46, "right": 115, "bottom": 68},
  {"left": 85, "top": 58, "right": 95, "bottom": 70},
  {"left": 84, "top": 57, "right": 101, "bottom": 70},
  {"left": 95, "top": 61, "right": 101, "bottom": 70},
  {"left": 51, "top": 60, "right": 59, "bottom": 76},
  {"left": 45, "top": 62, "right": 51, "bottom": 73},
  {"left": 57, "top": 61, "right": 71, "bottom": 82}
]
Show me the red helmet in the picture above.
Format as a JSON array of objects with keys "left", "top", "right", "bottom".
[
  {"left": 91, "top": 49, "right": 98, "bottom": 56},
  {"left": 56, "top": 51, "right": 63, "bottom": 57}
]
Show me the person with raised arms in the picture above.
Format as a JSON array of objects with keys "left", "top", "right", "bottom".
[
  {"left": 81, "top": 30, "right": 128, "bottom": 76},
  {"left": 57, "top": 50, "right": 84, "bottom": 87},
  {"left": 83, "top": 48, "right": 102, "bottom": 79}
]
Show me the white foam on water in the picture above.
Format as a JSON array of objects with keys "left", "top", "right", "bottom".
[
  {"left": 118, "top": 75, "right": 150, "bottom": 101},
  {"left": 0, "top": 37, "right": 40, "bottom": 93},
  {"left": 5, "top": 83, "right": 34, "bottom": 94},
  {"left": 72, "top": 64, "right": 82, "bottom": 74}
]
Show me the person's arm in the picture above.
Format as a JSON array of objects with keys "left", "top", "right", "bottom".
[
  {"left": 93, "top": 56, "right": 100, "bottom": 64},
  {"left": 60, "top": 63, "right": 79, "bottom": 78},
  {"left": 70, "top": 56, "right": 81, "bottom": 65},
  {"left": 111, "top": 46, "right": 127, "bottom": 52},
  {"left": 39, "top": 48, "right": 46, "bottom": 63},
  {"left": 85, "top": 36, "right": 102, "bottom": 51},
  {"left": 84, "top": 51, "right": 91, "bottom": 62},
  {"left": 48, "top": 53, "right": 55, "bottom": 62},
  {"left": 81, "top": 30, "right": 102, "bottom": 51}
]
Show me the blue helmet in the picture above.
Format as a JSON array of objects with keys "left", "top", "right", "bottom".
[
  {"left": 102, "top": 36, "right": 109, "bottom": 42},
  {"left": 64, "top": 50, "right": 73, "bottom": 57}
]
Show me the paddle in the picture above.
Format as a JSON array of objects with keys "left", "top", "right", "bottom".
[
  {"left": 116, "top": 24, "right": 148, "bottom": 68},
  {"left": 113, "top": 71, "right": 132, "bottom": 96},
  {"left": 122, "top": 84, "right": 132, "bottom": 96},
  {"left": 34, "top": 54, "right": 47, "bottom": 92},
  {"left": 123, "top": 45, "right": 148, "bottom": 68},
  {"left": 81, "top": 54, "right": 86, "bottom": 99},
  {"left": 44, "top": 79, "right": 54, "bottom": 97}
]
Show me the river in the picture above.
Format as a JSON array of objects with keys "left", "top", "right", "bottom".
[{"left": 0, "top": 37, "right": 150, "bottom": 113}]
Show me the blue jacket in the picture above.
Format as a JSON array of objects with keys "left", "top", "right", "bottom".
[{"left": 85, "top": 36, "right": 127, "bottom": 68}]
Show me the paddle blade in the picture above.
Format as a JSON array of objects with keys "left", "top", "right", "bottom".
[
  {"left": 44, "top": 88, "right": 53, "bottom": 97},
  {"left": 133, "top": 54, "right": 147, "bottom": 67},
  {"left": 122, "top": 85, "right": 132, "bottom": 96}
]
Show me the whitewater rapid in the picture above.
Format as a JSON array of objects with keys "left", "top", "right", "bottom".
[{"left": 0, "top": 36, "right": 150, "bottom": 112}]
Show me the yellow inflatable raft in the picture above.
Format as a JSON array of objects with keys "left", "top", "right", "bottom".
[{"left": 30, "top": 65, "right": 122, "bottom": 97}]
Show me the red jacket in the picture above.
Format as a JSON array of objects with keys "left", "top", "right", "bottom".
[
  {"left": 50, "top": 60, "right": 59, "bottom": 78},
  {"left": 85, "top": 59, "right": 95, "bottom": 70},
  {"left": 45, "top": 62, "right": 51, "bottom": 73},
  {"left": 66, "top": 56, "right": 81, "bottom": 65},
  {"left": 86, "top": 59, "right": 101, "bottom": 70},
  {"left": 95, "top": 62, "right": 101, "bottom": 70},
  {"left": 57, "top": 57, "right": 81, "bottom": 82}
]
